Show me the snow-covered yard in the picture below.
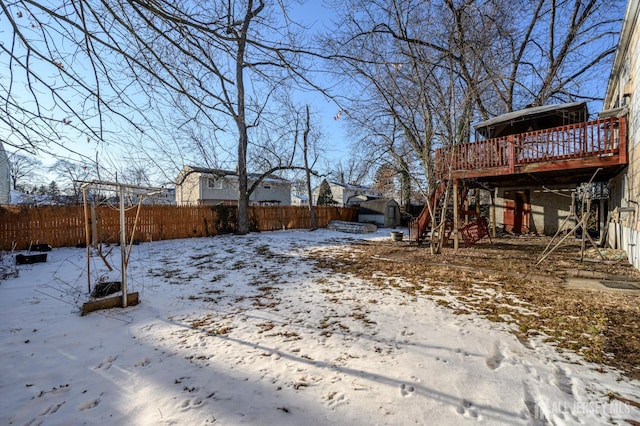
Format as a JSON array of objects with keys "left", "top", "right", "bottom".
[{"left": 1, "top": 229, "right": 638, "bottom": 425}]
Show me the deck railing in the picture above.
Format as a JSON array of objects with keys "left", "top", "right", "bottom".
[{"left": 436, "top": 116, "right": 626, "bottom": 177}]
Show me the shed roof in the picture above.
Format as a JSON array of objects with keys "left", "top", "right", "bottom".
[
  {"left": 176, "top": 166, "right": 290, "bottom": 185},
  {"left": 329, "top": 180, "right": 374, "bottom": 191},
  {"left": 358, "top": 198, "right": 399, "bottom": 215},
  {"left": 475, "top": 102, "right": 588, "bottom": 139}
]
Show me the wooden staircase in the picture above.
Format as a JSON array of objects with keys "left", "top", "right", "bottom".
[
  {"left": 408, "top": 183, "right": 450, "bottom": 245},
  {"left": 408, "top": 183, "right": 491, "bottom": 248}
]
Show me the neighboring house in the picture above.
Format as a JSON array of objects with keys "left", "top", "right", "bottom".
[
  {"left": 291, "top": 194, "right": 309, "bottom": 207},
  {"left": 10, "top": 189, "right": 23, "bottom": 205},
  {"left": 175, "top": 166, "right": 291, "bottom": 206},
  {"left": 155, "top": 188, "right": 177, "bottom": 205},
  {"left": 603, "top": 0, "right": 640, "bottom": 269},
  {"left": 358, "top": 199, "right": 401, "bottom": 228},
  {"left": 130, "top": 188, "right": 176, "bottom": 205},
  {"left": 0, "top": 142, "right": 10, "bottom": 205},
  {"left": 312, "top": 181, "right": 382, "bottom": 207}
]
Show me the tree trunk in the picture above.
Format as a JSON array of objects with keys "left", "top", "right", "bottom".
[
  {"left": 398, "top": 159, "right": 411, "bottom": 210},
  {"left": 303, "top": 105, "right": 317, "bottom": 230},
  {"left": 237, "top": 124, "right": 249, "bottom": 234},
  {"left": 234, "top": 1, "right": 253, "bottom": 235}
]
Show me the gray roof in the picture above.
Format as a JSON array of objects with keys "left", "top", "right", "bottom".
[
  {"left": 329, "top": 180, "right": 373, "bottom": 191},
  {"left": 178, "top": 166, "right": 290, "bottom": 185},
  {"left": 358, "top": 198, "right": 399, "bottom": 214},
  {"left": 598, "top": 106, "right": 628, "bottom": 119},
  {"left": 475, "top": 102, "right": 588, "bottom": 138}
]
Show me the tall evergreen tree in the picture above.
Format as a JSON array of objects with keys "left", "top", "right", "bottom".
[{"left": 316, "top": 180, "right": 337, "bottom": 206}]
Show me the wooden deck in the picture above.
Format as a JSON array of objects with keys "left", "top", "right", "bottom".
[{"left": 435, "top": 116, "right": 627, "bottom": 186}]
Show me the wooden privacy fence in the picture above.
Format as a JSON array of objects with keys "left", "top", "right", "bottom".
[{"left": 0, "top": 205, "right": 358, "bottom": 251}]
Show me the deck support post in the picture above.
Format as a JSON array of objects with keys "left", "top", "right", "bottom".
[
  {"left": 464, "top": 192, "right": 469, "bottom": 225},
  {"left": 491, "top": 189, "right": 497, "bottom": 238},
  {"left": 453, "top": 180, "right": 459, "bottom": 251},
  {"left": 119, "top": 185, "right": 128, "bottom": 308}
]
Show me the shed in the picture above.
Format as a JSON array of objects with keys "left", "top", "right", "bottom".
[{"left": 358, "top": 199, "right": 401, "bottom": 228}]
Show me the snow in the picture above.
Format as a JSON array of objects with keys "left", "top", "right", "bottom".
[{"left": 1, "top": 228, "right": 639, "bottom": 425}]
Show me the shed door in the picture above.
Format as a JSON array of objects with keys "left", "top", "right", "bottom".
[
  {"left": 386, "top": 205, "right": 397, "bottom": 227},
  {"left": 504, "top": 190, "right": 530, "bottom": 234}
]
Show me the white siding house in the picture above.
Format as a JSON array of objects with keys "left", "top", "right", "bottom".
[
  {"left": 175, "top": 166, "right": 291, "bottom": 206},
  {"left": 603, "top": 0, "right": 640, "bottom": 269},
  {"left": 0, "top": 143, "right": 10, "bottom": 205},
  {"left": 312, "top": 181, "right": 382, "bottom": 207},
  {"left": 291, "top": 194, "right": 309, "bottom": 206}
]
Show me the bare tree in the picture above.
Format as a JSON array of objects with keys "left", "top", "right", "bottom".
[
  {"left": 331, "top": 156, "right": 372, "bottom": 185},
  {"left": 327, "top": 0, "right": 451, "bottom": 196},
  {"left": 49, "top": 159, "right": 92, "bottom": 198},
  {"left": 369, "top": 0, "right": 623, "bottom": 116},
  {"left": 120, "top": 164, "right": 152, "bottom": 187},
  {"left": 7, "top": 152, "right": 42, "bottom": 191},
  {"left": 496, "top": 0, "right": 623, "bottom": 112},
  {"left": 372, "top": 163, "right": 396, "bottom": 199}
]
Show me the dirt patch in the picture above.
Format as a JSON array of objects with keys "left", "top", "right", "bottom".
[{"left": 309, "top": 235, "right": 640, "bottom": 379}]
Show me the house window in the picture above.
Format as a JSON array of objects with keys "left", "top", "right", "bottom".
[
  {"left": 207, "top": 177, "right": 222, "bottom": 189},
  {"left": 263, "top": 184, "right": 271, "bottom": 190}
]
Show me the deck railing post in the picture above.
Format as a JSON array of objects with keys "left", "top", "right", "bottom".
[{"left": 507, "top": 135, "right": 515, "bottom": 174}]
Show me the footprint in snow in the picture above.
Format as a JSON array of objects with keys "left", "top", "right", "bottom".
[
  {"left": 326, "top": 391, "right": 348, "bottom": 407},
  {"left": 180, "top": 397, "right": 206, "bottom": 411},
  {"left": 39, "top": 401, "right": 65, "bottom": 416},
  {"left": 553, "top": 366, "right": 574, "bottom": 396},
  {"left": 456, "top": 399, "right": 478, "bottom": 418},
  {"left": 134, "top": 357, "right": 150, "bottom": 367},
  {"left": 485, "top": 342, "right": 504, "bottom": 370},
  {"left": 522, "top": 383, "right": 549, "bottom": 424},
  {"left": 400, "top": 383, "right": 415, "bottom": 397},
  {"left": 94, "top": 355, "right": 118, "bottom": 370},
  {"left": 78, "top": 398, "right": 100, "bottom": 411},
  {"left": 454, "top": 348, "right": 470, "bottom": 357}
]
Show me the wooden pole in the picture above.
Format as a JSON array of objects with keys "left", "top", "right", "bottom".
[
  {"left": 453, "top": 180, "right": 459, "bottom": 251},
  {"left": 464, "top": 192, "right": 469, "bottom": 225},
  {"left": 126, "top": 196, "right": 144, "bottom": 266},
  {"left": 491, "top": 189, "right": 497, "bottom": 238},
  {"left": 119, "top": 185, "right": 128, "bottom": 308},
  {"left": 90, "top": 204, "right": 98, "bottom": 248},
  {"left": 82, "top": 187, "right": 91, "bottom": 293}
]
